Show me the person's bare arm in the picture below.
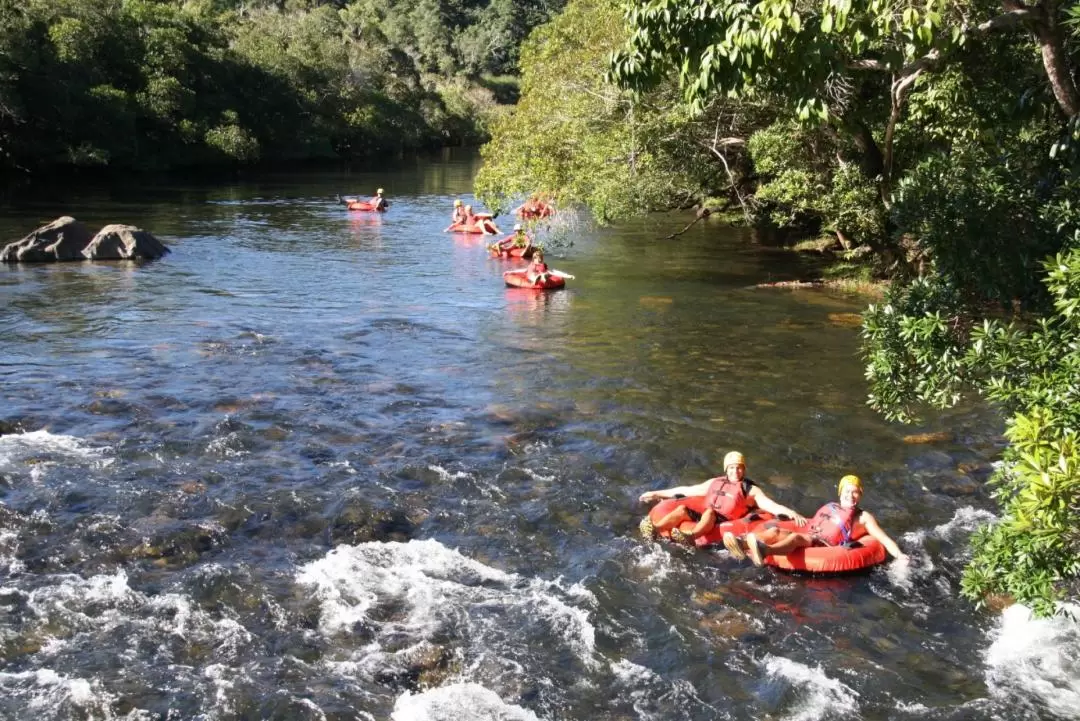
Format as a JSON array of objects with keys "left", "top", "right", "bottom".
[
  {"left": 861, "top": 512, "right": 908, "bottom": 560},
  {"left": 639, "top": 479, "right": 711, "bottom": 504},
  {"left": 749, "top": 487, "right": 807, "bottom": 525}
]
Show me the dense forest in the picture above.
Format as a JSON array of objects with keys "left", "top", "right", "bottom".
[
  {"left": 0, "top": 0, "right": 564, "bottom": 174},
  {"left": 477, "top": 0, "right": 1080, "bottom": 616}
]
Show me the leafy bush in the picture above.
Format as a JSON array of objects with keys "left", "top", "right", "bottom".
[
  {"left": 865, "top": 249, "right": 1080, "bottom": 613},
  {"left": 205, "top": 122, "right": 260, "bottom": 161}
]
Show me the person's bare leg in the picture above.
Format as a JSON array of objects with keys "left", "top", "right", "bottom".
[
  {"left": 686, "top": 508, "right": 717, "bottom": 539},
  {"left": 654, "top": 506, "right": 691, "bottom": 533}
]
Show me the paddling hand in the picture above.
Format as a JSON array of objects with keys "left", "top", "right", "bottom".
[
  {"left": 791, "top": 513, "right": 808, "bottom": 526},
  {"left": 639, "top": 491, "right": 658, "bottom": 504}
]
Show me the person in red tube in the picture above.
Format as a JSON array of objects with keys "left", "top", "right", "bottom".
[
  {"left": 525, "top": 249, "right": 552, "bottom": 284},
  {"left": 371, "top": 188, "right": 387, "bottom": 210},
  {"left": 496, "top": 224, "right": 532, "bottom": 253},
  {"left": 451, "top": 199, "right": 467, "bottom": 224},
  {"left": 638, "top": 451, "right": 806, "bottom": 545},
  {"left": 729, "top": 474, "right": 909, "bottom": 564}
]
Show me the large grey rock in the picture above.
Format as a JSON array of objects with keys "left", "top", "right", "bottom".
[
  {"left": 83, "top": 224, "right": 170, "bottom": 260},
  {"left": 0, "top": 216, "right": 94, "bottom": 262}
]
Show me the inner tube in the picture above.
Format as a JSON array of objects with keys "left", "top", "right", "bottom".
[
  {"left": 449, "top": 219, "right": 498, "bottom": 234},
  {"left": 503, "top": 269, "right": 565, "bottom": 290},
  {"left": 756, "top": 519, "right": 887, "bottom": 573},
  {"left": 346, "top": 200, "right": 386, "bottom": 212},
  {"left": 517, "top": 205, "right": 554, "bottom": 220},
  {"left": 489, "top": 244, "right": 534, "bottom": 259},
  {"left": 646, "top": 496, "right": 775, "bottom": 548}
]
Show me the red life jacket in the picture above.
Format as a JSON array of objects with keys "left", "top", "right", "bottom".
[
  {"left": 809, "top": 502, "right": 860, "bottom": 546},
  {"left": 703, "top": 477, "right": 752, "bottom": 520}
]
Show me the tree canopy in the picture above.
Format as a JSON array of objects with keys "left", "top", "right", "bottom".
[{"left": 0, "top": 0, "right": 566, "bottom": 175}]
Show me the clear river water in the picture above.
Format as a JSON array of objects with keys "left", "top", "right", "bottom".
[{"left": 1, "top": 152, "right": 1078, "bottom": 721}]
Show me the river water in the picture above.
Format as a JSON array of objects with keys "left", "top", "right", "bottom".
[{"left": 1, "top": 154, "right": 1078, "bottom": 721}]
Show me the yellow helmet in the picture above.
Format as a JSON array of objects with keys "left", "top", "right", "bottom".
[
  {"left": 376, "top": 188, "right": 384, "bottom": 194},
  {"left": 838, "top": 474, "right": 862, "bottom": 494},
  {"left": 454, "top": 199, "right": 462, "bottom": 206},
  {"left": 723, "top": 451, "right": 745, "bottom": 469}
]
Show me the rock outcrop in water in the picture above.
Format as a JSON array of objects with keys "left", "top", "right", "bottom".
[{"left": 0, "top": 216, "right": 170, "bottom": 262}]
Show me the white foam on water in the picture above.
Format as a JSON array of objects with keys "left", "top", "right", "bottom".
[
  {"left": 629, "top": 542, "right": 682, "bottom": 584},
  {"left": 391, "top": 682, "right": 543, "bottom": 721},
  {"left": 984, "top": 603, "right": 1080, "bottom": 718},
  {"left": 296, "top": 539, "right": 600, "bottom": 683},
  {"left": 0, "top": 430, "right": 111, "bottom": 473},
  {"left": 886, "top": 506, "right": 998, "bottom": 595},
  {"left": 931, "top": 506, "right": 997, "bottom": 542},
  {"left": 522, "top": 441, "right": 552, "bottom": 455},
  {"left": 328, "top": 460, "right": 357, "bottom": 474},
  {"left": 0, "top": 668, "right": 153, "bottom": 720},
  {"left": 609, "top": 659, "right": 719, "bottom": 720},
  {"left": 5, "top": 568, "right": 257, "bottom": 706},
  {"left": 761, "top": 655, "right": 859, "bottom": 721},
  {"left": 0, "top": 524, "right": 25, "bottom": 578},
  {"left": 206, "top": 431, "right": 247, "bottom": 458},
  {"left": 521, "top": 468, "right": 555, "bottom": 483},
  {"left": 428, "top": 465, "right": 473, "bottom": 482}
]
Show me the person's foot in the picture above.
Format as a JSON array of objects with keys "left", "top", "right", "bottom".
[
  {"left": 722, "top": 531, "right": 746, "bottom": 561},
  {"left": 669, "top": 528, "right": 695, "bottom": 546},
  {"left": 639, "top": 517, "right": 656, "bottom": 541},
  {"left": 745, "top": 533, "right": 765, "bottom": 566}
]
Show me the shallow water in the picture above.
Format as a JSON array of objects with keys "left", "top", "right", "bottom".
[{"left": 1, "top": 153, "right": 1077, "bottom": 720}]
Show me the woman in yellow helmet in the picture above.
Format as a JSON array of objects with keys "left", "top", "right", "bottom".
[
  {"left": 638, "top": 451, "right": 807, "bottom": 545},
  {"left": 732, "top": 474, "right": 909, "bottom": 565}
]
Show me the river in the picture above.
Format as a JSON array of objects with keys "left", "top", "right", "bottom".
[{"left": 1, "top": 153, "right": 1078, "bottom": 721}]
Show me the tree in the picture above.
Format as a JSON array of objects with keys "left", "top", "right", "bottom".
[{"left": 476, "top": 0, "right": 769, "bottom": 221}]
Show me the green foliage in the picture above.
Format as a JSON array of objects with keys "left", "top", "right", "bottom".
[
  {"left": 962, "top": 411, "right": 1080, "bottom": 617},
  {"left": 476, "top": 0, "right": 763, "bottom": 221},
  {"left": 0, "top": 0, "right": 566, "bottom": 175},
  {"left": 610, "top": 0, "right": 959, "bottom": 118},
  {"left": 891, "top": 148, "right": 1066, "bottom": 306},
  {"left": 748, "top": 122, "right": 885, "bottom": 246},
  {"left": 205, "top": 121, "right": 261, "bottom": 162},
  {"left": 865, "top": 249, "right": 1080, "bottom": 613}
]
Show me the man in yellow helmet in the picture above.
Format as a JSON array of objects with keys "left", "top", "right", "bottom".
[
  {"left": 734, "top": 474, "right": 909, "bottom": 565},
  {"left": 639, "top": 451, "right": 807, "bottom": 545},
  {"left": 371, "top": 187, "right": 387, "bottom": 211},
  {"left": 451, "top": 199, "right": 467, "bottom": 225}
]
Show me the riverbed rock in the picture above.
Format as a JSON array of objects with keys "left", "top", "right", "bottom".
[
  {"left": 0, "top": 217, "right": 94, "bottom": 262},
  {"left": 83, "top": 224, "right": 170, "bottom": 260},
  {"left": 1, "top": 218, "right": 171, "bottom": 263},
  {"left": 329, "top": 500, "right": 417, "bottom": 546}
]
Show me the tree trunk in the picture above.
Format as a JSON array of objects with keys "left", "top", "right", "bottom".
[
  {"left": 1033, "top": 6, "right": 1080, "bottom": 117},
  {"left": 848, "top": 120, "right": 885, "bottom": 179}
]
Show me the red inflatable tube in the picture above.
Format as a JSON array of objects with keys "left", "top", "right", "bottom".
[
  {"left": 646, "top": 496, "right": 777, "bottom": 548},
  {"left": 754, "top": 518, "right": 888, "bottom": 573},
  {"left": 449, "top": 218, "right": 499, "bottom": 234},
  {"left": 346, "top": 200, "right": 386, "bottom": 212},
  {"left": 489, "top": 243, "right": 534, "bottom": 259},
  {"left": 503, "top": 269, "right": 566, "bottom": 289}
]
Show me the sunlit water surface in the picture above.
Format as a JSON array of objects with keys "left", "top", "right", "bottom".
[{"left": 1, "top": 154, "right": 1078, "bottom": 720}]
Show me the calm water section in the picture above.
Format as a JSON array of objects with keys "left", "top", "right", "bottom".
[{"left": 0, "top": 154, "right": 1075, "bottom": 720}]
